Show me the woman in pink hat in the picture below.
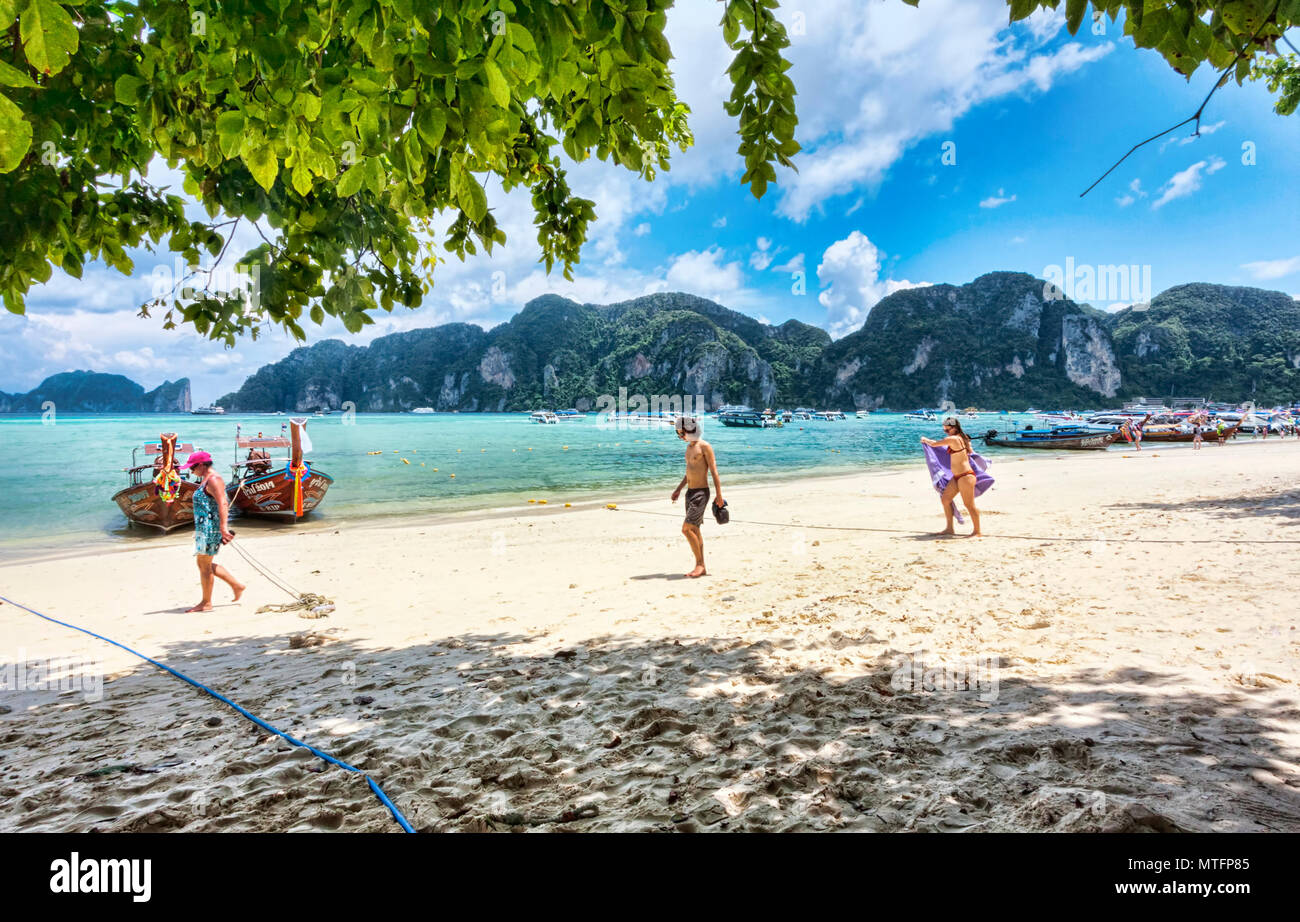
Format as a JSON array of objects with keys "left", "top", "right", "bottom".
[{"left": 180, "top": 450, "right": 244, "bottom": 612}]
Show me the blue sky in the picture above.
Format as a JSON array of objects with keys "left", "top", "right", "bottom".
[{"left": 3, "top": 1, "right": 1298, "bottom": 403}]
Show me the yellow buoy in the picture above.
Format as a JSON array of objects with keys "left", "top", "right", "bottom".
[
  {"left": 401, "top": 458, "right": 410, "bottom": 464},
  {"left": 449, "top": 474, "right": 456, "bottom": 478},
  {"left": 528, "top": 499, "right": 536, "bottom": 503},
  {"left": 457, "top": 449, "right": 462, "bottom": 453},
  {"left": 606, "top": 503, "right": 618, "bottom": 510},
  {"left": 539, "top": 499, "right": 548, "bottom": 505},
  {"left": 432, "top": 468, "right": 439, "bottom": 471},
  {"left": 420, "top": 462, "right": 425, "bottom": 467},
  {"left": 564, "top": 503, "right": 572, "bottom": 508}
]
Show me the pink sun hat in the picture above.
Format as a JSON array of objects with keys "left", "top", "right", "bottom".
[{"left": 180, "top": 450, "right": 213, "bottom": 470}]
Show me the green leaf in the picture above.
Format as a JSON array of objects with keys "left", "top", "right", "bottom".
[
  {"left": 114, "top": 74, "right": 144, "bottom": 106},
  {"left": 483, "top": 59, "right": 510, "bottom": 108},
  {"left": 1065, "top": 0, "right": 1087, "bottom": 34},
  {"left": 416, "top": 105, "right": 447, "bottom": 147},
  {"left": 242, "top": 143, "right": 279, "bottom": 192},
  {"left": 216, "top": 111, "right": 244, "bottom": 159},
  {"left": 0, "top": 59, "right": 38, "bottom": 89},
  {"left": 0, "top": 91, "right": 32, "bottom": 172},
  {"left": 291, "top": 160, "right": 312, "bottom": 196},
  {"left": 20, "top": 0, "right": 80, "bottom": 76},
  {"left": 452, "top": 160, "right": 487, "bottom": 221},
  {"left": 336, "top": 161, "right": 365, "bottom": 197}
]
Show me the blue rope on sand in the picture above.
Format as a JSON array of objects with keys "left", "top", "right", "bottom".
[{"left": 0, "top": 593, "right": 415, "bottom": 833}]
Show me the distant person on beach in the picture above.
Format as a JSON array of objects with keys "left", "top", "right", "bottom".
[
  {"left": 921, "top": 417, "right": 982, "bottom": 537},
  {"left": 1192, "top": 421, "right": 1203, "bottom": 450},
  {"left": 671, "top": 416, "right": 723, "bottom": 578},
  {"left": 1132, "top": 414, "right": 1149, "bottom": 451},
  {"left": 180, "top": 450, "right": 243, "bottom": 612}
]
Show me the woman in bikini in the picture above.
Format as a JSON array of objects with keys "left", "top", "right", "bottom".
[{"left": 921, "top": 417, "right": 982, "bottom": 537}]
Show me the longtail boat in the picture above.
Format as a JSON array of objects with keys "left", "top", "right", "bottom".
[
  {"left": 111, "top": 433, "right": 199, "bottom": 532},
  {"left": 1134, "top": 424, "right": 1239, "bottom": 442},
  {"left": 227, "top": 417, "right": 332, "bottom": 521},
  {"left": 982, "top": 426, "right": 1118, "bottom": 451}
]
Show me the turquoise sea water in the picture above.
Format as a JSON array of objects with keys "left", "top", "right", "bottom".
[{"left": 0, "top": 411, "right": 1031, "bottom": 552}]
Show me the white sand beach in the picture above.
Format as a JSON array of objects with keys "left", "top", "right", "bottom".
[{"left": 2, "top": 440, "right": 1298, "bottom": 832}]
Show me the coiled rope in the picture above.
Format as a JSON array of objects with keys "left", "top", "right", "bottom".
[{"left": 0, "top": 593, "right": 415, "bottom": 833}]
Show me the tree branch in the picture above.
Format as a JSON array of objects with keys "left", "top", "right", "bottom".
[{"left": 1080, "top": 3, "right": 1281, "bottom": 198}]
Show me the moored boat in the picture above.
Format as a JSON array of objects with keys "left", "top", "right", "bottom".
[
  {"left": 530, "top": 410, "right": 558, "bottom": 424},
  {"left": 227, "top": 418, "right": 332, "bottom": 521},
  {"left": 719, "top": 408, "right": 778, "bottom": 427},
  {"left": 982, "top": 426, "right": 1118, "bottom": 450},
  {"left": 111, "top": 433, "right": 199, "bottom": 532},
  {"left": 903, "top": 409, "right": 938, "bottom": 422},
  {"left": 191, "top": 405, "right": 225, "bottom": 415},
  {"left": 1138, "top": 424, "right": 1240, "bottom": 442}
]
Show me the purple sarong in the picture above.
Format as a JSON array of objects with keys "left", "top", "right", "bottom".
[{"left": 923, "top": 443, "right": 994, "bottom": 524}]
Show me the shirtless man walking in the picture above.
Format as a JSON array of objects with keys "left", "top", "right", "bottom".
[{"left": 670, "top": 416, "right": 723, "bottom": 578}]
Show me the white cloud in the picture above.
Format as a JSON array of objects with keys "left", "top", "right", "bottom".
[
  {"left": 664, "top": 247, "right": 753, "bottom": 306},
  {"left": 749, "top": 236, "right": 774, "bottom": 270},
  {"left": 773, "top": 253, "right": 806, "bottom": 274},
  {"left": 816, "top": 231, "right": 929, "bottom": 337},
  {"left": 712, "top": 216, "right": 727, "bottom": 228},
  {"left": 1152, "top": 157, "right": 1225, "bottom": 209},
  {"left": 766, "top": 0, "right": 1112, "bottom": 221},
  {"left": 1241, "top": 255, "right": 1300, "bottom": 281},
  {"left": 979, "top": 188, "right": 1017, "bottom": 209},
  {"left": 1116, "top": 177, "right": 1148, "bottom": 207},
  {"left": 633, "top": 222, "right": 651, "bottom": 236}
]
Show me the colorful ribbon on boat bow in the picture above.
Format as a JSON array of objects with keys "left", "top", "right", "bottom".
[
  {"left": 153, "top": 466, "right": 182, "bottom": 503},
  {"left": 288, "top": 461, "right": 310, "bottom": 516}
]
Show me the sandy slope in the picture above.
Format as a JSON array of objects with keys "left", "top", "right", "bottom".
[{"left": 1, "top": 438, "right": 1298, "bottom": 832}]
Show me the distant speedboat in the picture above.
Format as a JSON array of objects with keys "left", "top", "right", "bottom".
[
  {"left": 191, "top": 405, "right": 225, "bottom": 415},
  {"left": 903, "top": 409, "right": 938, "bottom": 422},
  {"left": 530, "top": 411, "right": 558, "bottom": 424},
  {"left": 411, "top": 407, "right": 436, "bottom": 414},
  {"left": 719, "top": 408, "right": 777, "bottom": 428},
  {"left": 554, "top": 409, "right": 585, "bottom": 420},
  {"left": 855, "top": 410, "right": 871, "bottom": 419}
]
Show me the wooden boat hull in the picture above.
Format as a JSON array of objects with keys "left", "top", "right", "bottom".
[
  {"left": 229, "top": 467, "right": 333, "bottom": 520},
  {"left": 982, "top": 430, "right": 1118, "bottom": 451},
  {"left": 1134, "top": 425, "right": 1239, "bottom": 442},
  {"left": 112, "top": 480, "right": 199, "bottom": 533}
]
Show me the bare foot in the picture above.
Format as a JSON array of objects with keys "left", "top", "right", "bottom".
[
  {"left": 938, "top": 528, "right": 955, "bottom": 536},
  {"left": 966, "top": 531, "right": 983, "bottom": 538},
  {"left": 232, "top": 583, "right": 246, "bottom": 602},
  {"left": 186, "top": 602, "right": 213, "bottom": 612},
  {"left": 686, "top": 565, "right": 707, "bottom": 578}
]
